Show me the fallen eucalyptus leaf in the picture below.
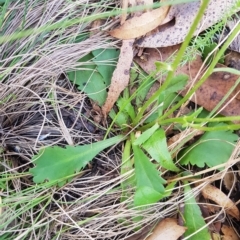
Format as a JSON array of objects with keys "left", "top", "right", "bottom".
[
  {"left": 109, "top": 5, "right": 170, "bottom": 39},
  {"left": 146, "top": 218, "right": 186, "bottom": 240},
  {"left": 137, "top": 0, "right": 238, "bottom": 47}
]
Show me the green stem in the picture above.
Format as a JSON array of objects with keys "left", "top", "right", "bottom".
[
  {"left": 133, "top": 0, "right": 211, "bottom": 126},
  {"left": 158, "top": 21, "right": 240, "bottom": 122},
  {"left": 187, "top": 124, "right": 240, "bottom": 131},
  {"left": 140, "top": 116, "right": 240, "bottom": 131}
]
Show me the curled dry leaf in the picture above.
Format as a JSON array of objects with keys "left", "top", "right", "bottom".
[
  {"left": 102, "top": 39, "right": 134, "bottom": 117},
  {"left": 137, "top": 0, "right": 237, "bottom": 47},
  {"left": 221, "top": 225, "right": 239, "bottom": 240},
  {"left": 146, "top": 218, "right": 186, "bottom": 240},
  {"left": 109, "top": 5, "right": 170, "bottom": 39},
  {"left": 120, "top": 0, "right": 153, "bottom": 25},
  {"left": 223, "top": 171, "right": 236, "bottom": 191},
  {"left": 201, "top": 184, "right": 239, "bottom": 220},
  {"left": 134, "top": 46, "right": 240, "bottom": 117}
]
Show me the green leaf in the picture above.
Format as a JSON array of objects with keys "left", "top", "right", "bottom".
[
  {"left": 202, "top": 43, "right": 224, "bottom": 64},
  {"left": 163, "top": 92, "right": 181, "bottom": 110},
  {"left": 134, "top": 186, "right": 163, "bottom": 206},
  {"left": 142, "top": 129, "right": 180, "bottom": 172},
  {"left": 92, "top": 48, "right": 120, "bottom": 85},
  {"left": 133, "top": 123, "right": 159, "bottom": 146},
  {"left": 144, "top": 93, "right": 181, "bottom": 123},
  {"left": 129, "top": 65, "right": 138, "bottom": 84},
  {"left": 73, "top": 33, "right": 89, "bottom": 43},
  {"left": 30, "top": 135, "right": 123, "bottom": 186},
  {"left": 134, "top": 71, "right": 155, "bottom": 108},
  {"left": 67, "top": 48, "right": 119, "bottom": 106},
  {"left": 164, "top": 74, "right": 189, "bottom": 94},
  {"left": 134, "top": 181, "right": 177, "bottom": 206},
  {"left": 180, "top": 125, "right": 238, "bottom": 168},
  {"left": 144, "top": 75, "right": 188, "bottom": 122},
  {"left": 121, "top": 140, "right": 135, "bottom": 202},
  {"left": 117, "top": 96, "right": 135, "bottom": 121},
  {"left": 109, "top": 109, "right": 129, "bottom": 127},
  {"left": 183, "top": 182, "right": 211, "bottom": 239},
  {"left": 132, "top": 145, "right": 166, "bottom": 206},
  {"left": 158, "top": 75, "right": 188, "bottom": 117},
  {"left": 155, "top": 61, "right": 173, "bottom": 72},
  {"left": 162, "top": 181, "right": 177, "bottom": 198},
  {"left": 67, "top": 53, "right": 107, "bottom": 106}
]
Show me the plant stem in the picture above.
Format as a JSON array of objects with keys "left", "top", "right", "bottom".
[
  {"left": 158, "top": 22, "right": 240, "bottom": 122},
  {"left": 133, "top": 0, "right": 211, "bottom": 126}
]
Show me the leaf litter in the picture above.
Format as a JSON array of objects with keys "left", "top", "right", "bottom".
[
  {"left": 137, "top": 0, "right": 238, "bottom": 47},
  {"left": 135, "top": 46, "right": 240, "bottom": 117},
  {"left": 109, "top": 5, "right": 170, "bottom": 39},
  {"left": 102, "top": 39, "right": 134, "bottom": 118},
  {"left": 146, "top": 218, "right": 186, "bottom": 240},
  {"left": 102, "top": 0, "right": 169, "bottom": 117}
]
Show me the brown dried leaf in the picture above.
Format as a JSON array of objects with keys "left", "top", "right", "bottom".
[
  {"left": 223, "top": 171, "right": 235, "bottom": 190},
  {"left": 134, "top": 47, "right": 240, "bottom": 117},
  {"left": 181, "top": 64, "right": 240, "bottom": 117},
  {"left": 221, "top": 225, "right": 239, "bottom": 240},
  {"left": 120, "top": 0, "right": 153, "bottom": 24},
  {"left": 109, "top": 5, "right": 170, "bottom": 39},
  {"left": 102, "top": 40, "right": 134, "bottom": 117},
  {"left": 137, "top": 0, "right": 237, "bottom": 47},
  {"left": 201, "top": 184, "right": 240, "bottom": 220},
  {"left": 146, "top": 218, "right": 186, "bottom": 240}
]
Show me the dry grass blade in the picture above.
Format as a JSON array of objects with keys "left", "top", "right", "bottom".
[{"left": 201, "top": 184, "right": 240, "bottom": 220}]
